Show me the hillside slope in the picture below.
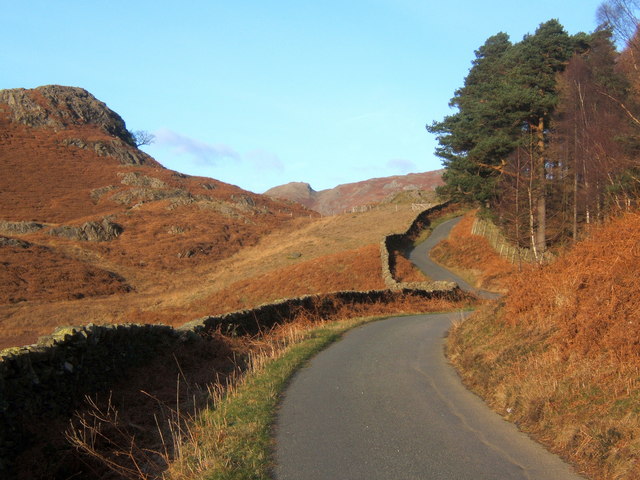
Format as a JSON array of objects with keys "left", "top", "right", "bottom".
[
  {"left": 0, "top": 85, "right": 314, "bottom": 347},
  {"left": 447, "top": 210, "right": 640, "bottom": 480},
  {"left": 265, "top": 170, "right": 443, "bottom": 215},
  {"left": 0, "top": 85, "right": 436, "bottom": 350}
]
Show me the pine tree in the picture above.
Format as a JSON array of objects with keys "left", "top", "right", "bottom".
[
  {"left": 427, "top": 33, "right": 515, "bottom": 206},
  {"left": 428, "top": 20, "right": 575, "bottom": 254},
  {"left": 505, "top": 19, "right": 574, "bottom": 253}
]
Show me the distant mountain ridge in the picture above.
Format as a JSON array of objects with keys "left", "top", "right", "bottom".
[{"left": 264, "top": 170, "right": 444, "bottom": 215}]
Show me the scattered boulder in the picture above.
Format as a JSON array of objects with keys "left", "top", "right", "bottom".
[
  {"left": 0, "top": 221, "right": 44, "bottom": 235},
  {"left": 0, "top": 236, "right": 32, "bottom": 248},
  {"left": 49, "top": 218, "right": 123, "bottom": 242},
  {"left": 118, "top": 171, "right": 167, "bottom": 188}
]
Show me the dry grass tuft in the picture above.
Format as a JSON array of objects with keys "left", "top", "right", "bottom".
[
  {"left": 13, "top": 292, "right": 466, "bottom": 479},
  {"left": 448, "top": 210, "right": 640, "bottom": 480}
]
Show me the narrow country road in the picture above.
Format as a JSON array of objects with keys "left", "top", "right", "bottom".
[
  {"left": 274, "top": 313, "right": 585, "bottom": 479},
  {"left": 408, "top": 216, "right": 501, "bottom": 300},
  {"left": 274, "top": 217, "right": 586, "bottom": 479}
]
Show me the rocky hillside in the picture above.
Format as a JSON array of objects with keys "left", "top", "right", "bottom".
[
  {"left": 0, "top": 85, "right": 313, "bottom": 348},
  {"left": 265, "top": 170, "right": 443, "bottom": 215}
]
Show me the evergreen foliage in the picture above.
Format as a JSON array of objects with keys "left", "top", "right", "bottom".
[
  {"left": 428, "top": 17, "right": 640, "bottom": 252},
  {"left": 428, "top": 21, "right": 574, "bottom": 206}
]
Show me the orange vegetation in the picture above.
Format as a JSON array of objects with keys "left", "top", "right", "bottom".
[
  {"left": 429, "top": 212, "right": 514, "bottom": 292},
  {"left": 196, "top": 244, "right": 387, "bottom": 315},
  {"left": 20, "top": 292, "right": 468, "bottom": 479},
  {"left": 0, "top": 239, "right": 130, "bottom": 304},
  {"left": 0, "top": 86, "right": 446, "bottom": 353},
  {"left": 504, "top": 211, "right": 640, "bottom": 359},
  {"left": 391, "top": 249, "right": 429, "bottom": 283},
  {"left": 448, "top": 210, "right": 640, "bottom": 480}
]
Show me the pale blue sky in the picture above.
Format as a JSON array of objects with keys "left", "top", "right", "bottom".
[{"left": 2, "top": 1, "right": 605, "bottom": 193}]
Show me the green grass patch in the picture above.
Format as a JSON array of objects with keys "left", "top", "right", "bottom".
[{"left": 166, "top": 316, "right": 384, "bottom": 480}]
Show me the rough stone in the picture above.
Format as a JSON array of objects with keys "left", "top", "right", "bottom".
[
  {"left": 118, "top": 171, "right": 168, "bottom": 188},
  {"left": 0, "top": 221, "right": 44, "bottom": 235},
  {"left": 0, "top": 236, "right": 32, "bottom": 249},
  {"left": 48, "top": 218, "right": 123, "bottom": 242},
  {"left": 0, "top": 85, "right": 135, "bottom": 144}
]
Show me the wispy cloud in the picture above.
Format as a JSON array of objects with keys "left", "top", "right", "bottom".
[
  {"left": 246, "top": 149, "right": 284, "bottom": 172},
  {"left": 387, "top": 158, "right": 417, "bottom": 173},
  {"left": 154, "top": 128, "right": 240, "bottom": 165}
]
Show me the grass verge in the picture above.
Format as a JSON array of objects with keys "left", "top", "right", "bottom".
[{"left": 163, "top": 316, "right": 384, "bottom": 480}]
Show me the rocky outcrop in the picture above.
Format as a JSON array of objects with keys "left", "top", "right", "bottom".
[
  {"left": 0, "top": 85, "right": 159, "bottom": 166},
  {"left": 48, "top": 218, "right": 123, "bottom": 242},
  {"left": 0, "top": 86, "right": 134, "bottom": 142},
  {"left": 118, "top": 171, "right": 168, "bottom": 188},
  {"left": 0, "top": 236, "right": 32, "bottom": 248},
  {"left": 0, "top": 221, "right": 44, "bottom": 235},
  {"left": 112, "top": 187, "right": 192, "bottom": 206},
  {"left": 63, "top": 137, "right": 153, "bottom": 165}
]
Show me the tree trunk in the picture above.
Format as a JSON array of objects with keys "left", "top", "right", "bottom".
[
  {"left": 573, "top": 118, "right": 579, "bottom": 241},
  {"left": 535, "top": 117, "right": 547, "bottom": 255}
]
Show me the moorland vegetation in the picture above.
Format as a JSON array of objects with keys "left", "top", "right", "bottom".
[{"left": 431, "top": 2, "right": 640, "bottom": 478}]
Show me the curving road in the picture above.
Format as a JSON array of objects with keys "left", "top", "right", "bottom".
[
  {"left": 274, "top": 218, "right": 586, "bottom": 479},
  {"left": 408, "top": 216, "right": 501, "bottom": 300}
]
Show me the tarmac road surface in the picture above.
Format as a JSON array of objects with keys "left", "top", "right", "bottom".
[
  {"left": 274, "top": 313, "right": 585, "bottom": 479},
  {"left": 274, "top": 217, "right": 585, "bottom": 479},
  {"left": 408, "top": 216, "right": 501, "bottom": 300}
]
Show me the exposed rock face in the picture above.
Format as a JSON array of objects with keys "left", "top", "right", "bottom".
[
  {"left": 0, "top": 236, "right": 32, "bottom": 248},
  {"left": 0, "top": 221, "right": 44, "bottom": 235},
  {"left": 0, "top": 85, "right": 157, "bottom": 166},
  {"left": 118, "top": 172, "right": 168, "bottom": 188},
  {"left": 63, "top": 137, "right": 153, "bottom": 165},
  {"left": 0, "top": 85, "right": 135, "bottom": 144},
  {"left": 265, "top": 171, "right": 444, "bottom": 215},
  {"left": 48, "top": 218, "right": 123, "bottom": 242}
]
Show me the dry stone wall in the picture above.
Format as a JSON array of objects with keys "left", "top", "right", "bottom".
[
  {"left": 0, "top": 203, "right": 462, "bottom": 473},
  {"left": 380, "top": 201, "right": 457, "bottom": 291},
  {"left": 0, "top": 323, "right": 191, "bottom": 472},
  {"left": 0, "top": 288, "right": 462, "bottom": 473},
  {"left": 471, "top": 217, "right": 554, "bottom": 264}
]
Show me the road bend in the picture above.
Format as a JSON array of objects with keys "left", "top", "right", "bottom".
[
  {"left": 408, "top": 216, "right": 501, "bottom": 300},
  {"left": 274, "top": 218, "right": 586, "bottom": 479}
]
